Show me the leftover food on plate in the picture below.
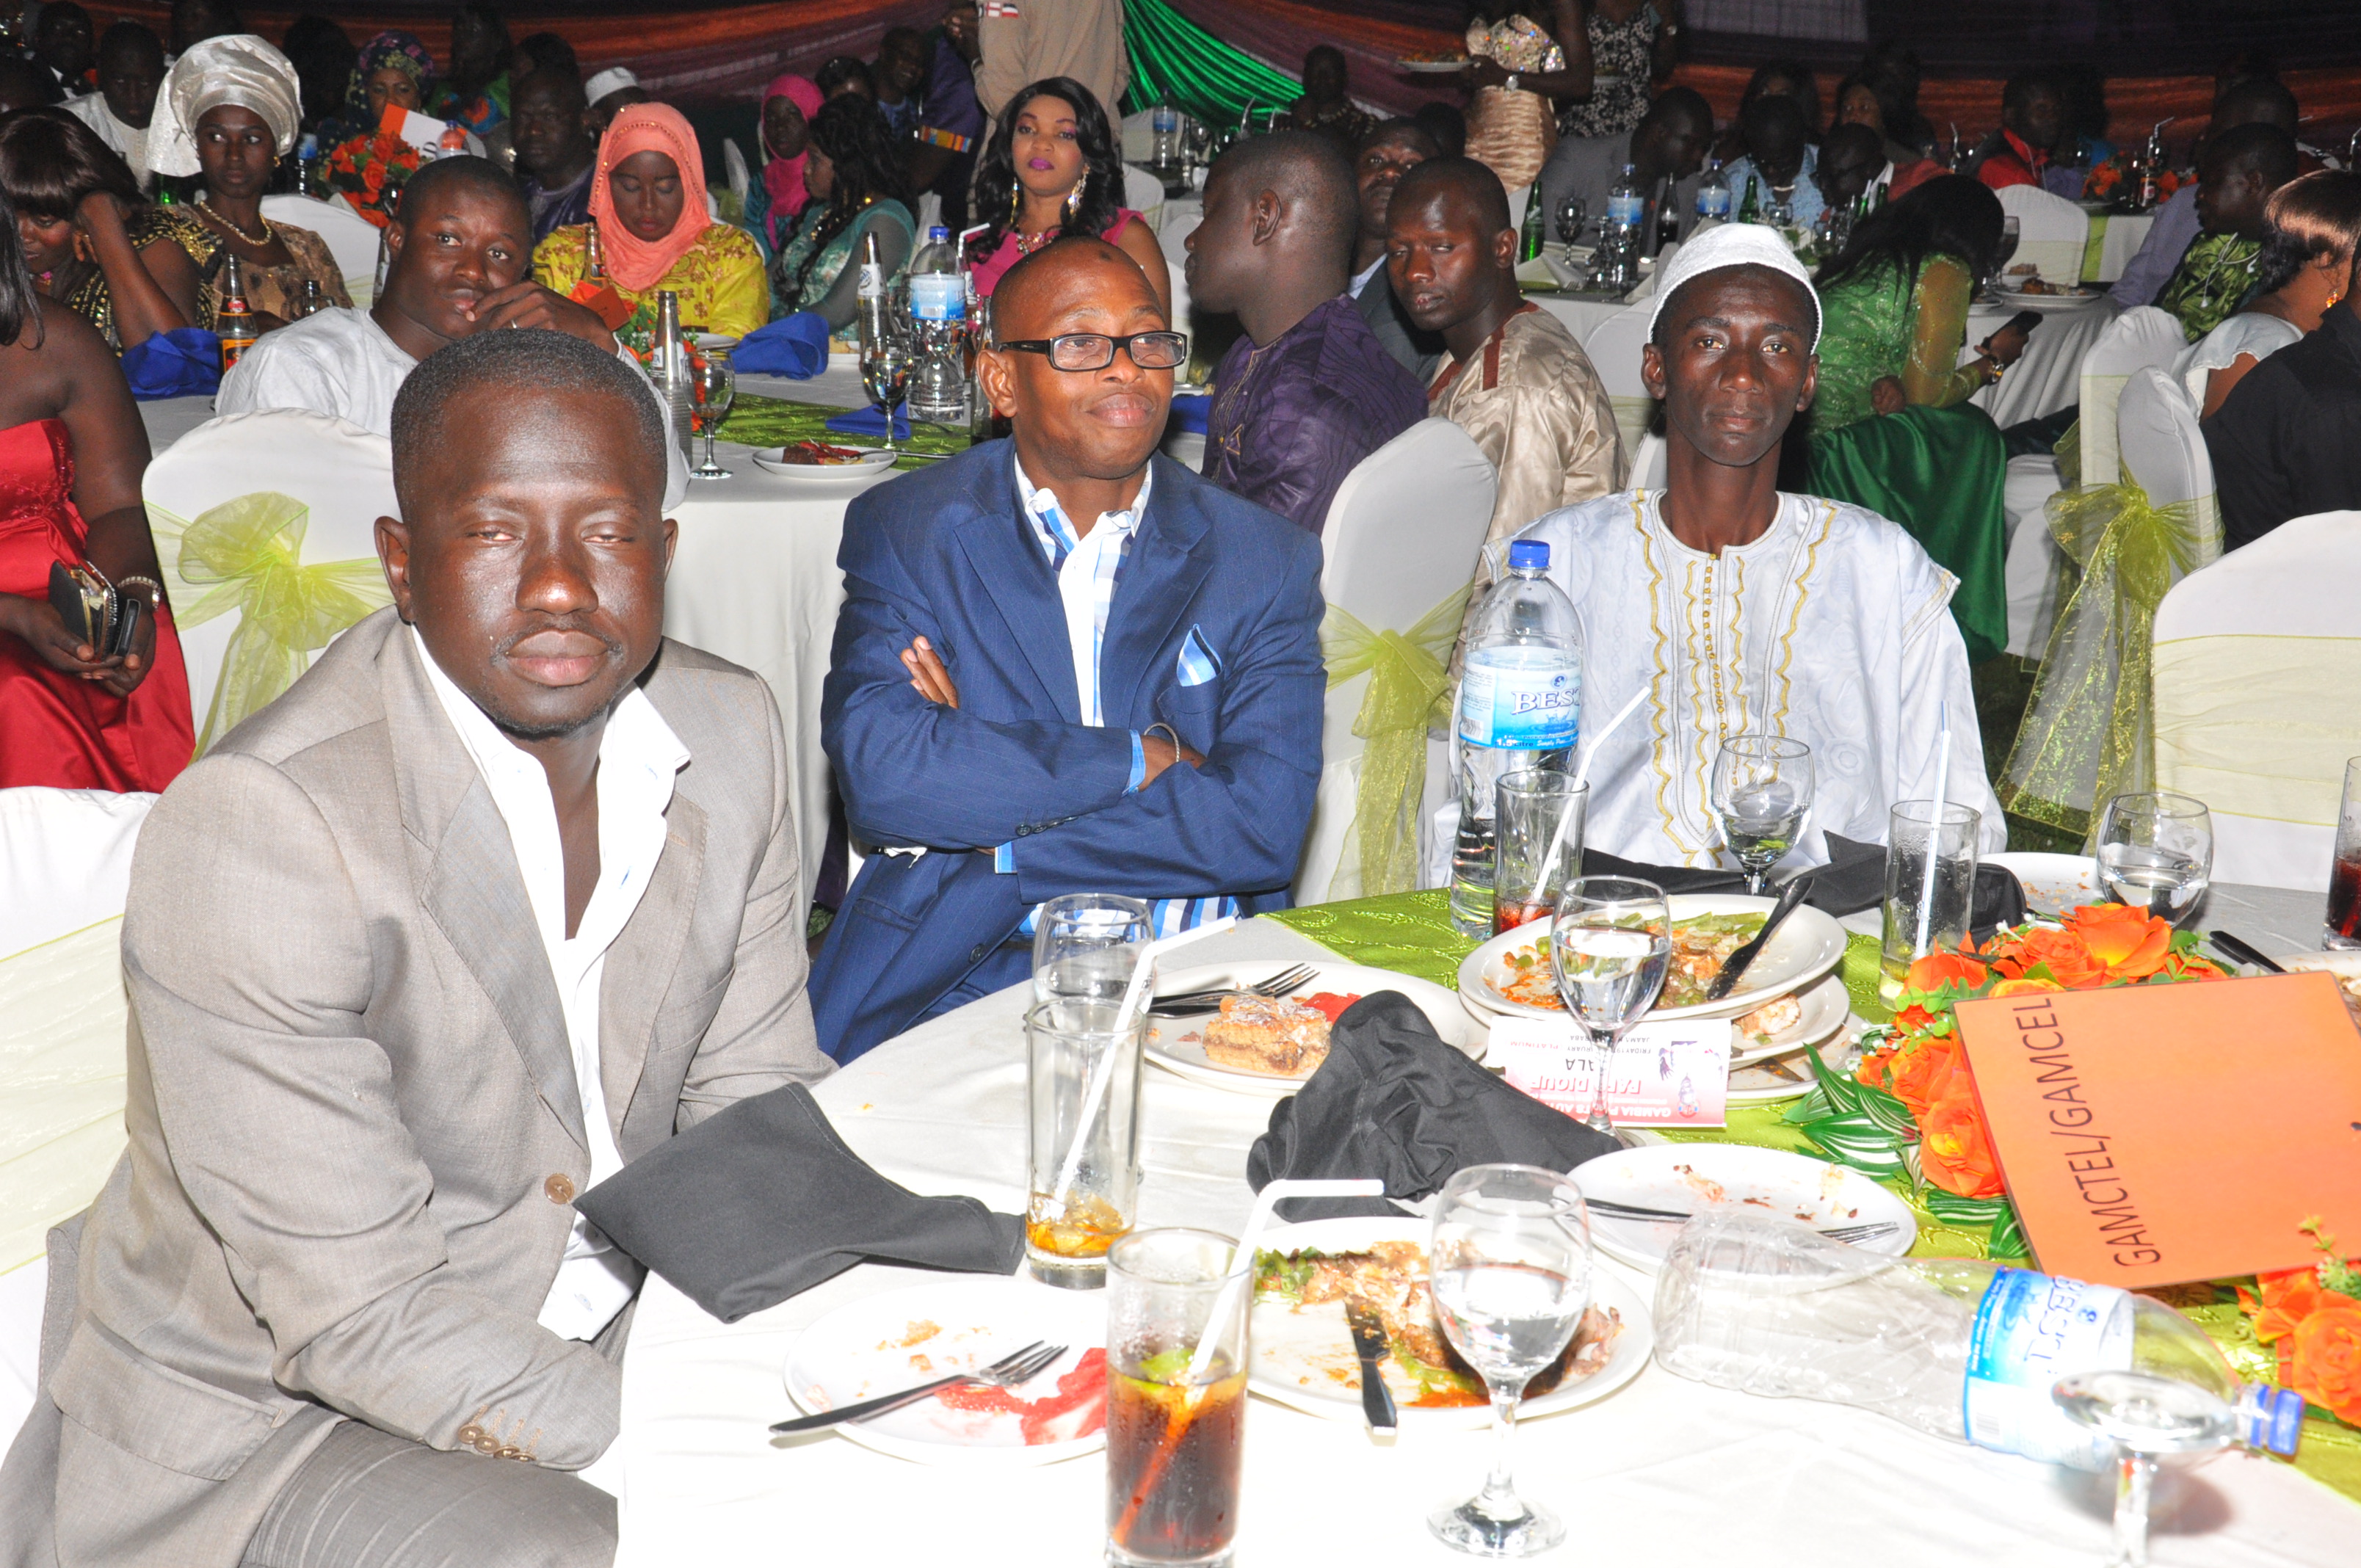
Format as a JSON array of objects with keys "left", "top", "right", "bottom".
[
  {"left": 776, "top": 438, "right": 878, "bottom": 465},
  {"left": 1254, "top": 1241, "right": 1620, "bottom": 1407},
  {"left": 1494, "top": 912, "right": 1769, "bottom": 1011},
  {"left": 1730, "top": 991, "right": 1802, "bottom": 1045},
  {"left": 1200, "top": 992, "right": 1351, "bottom": 1076},
  {"left": 933, "top": 1346, "right": 1109, "bottom": 1445},
  {"left": 2001, "top": 266, "right": 2070, "bottom": 295}
]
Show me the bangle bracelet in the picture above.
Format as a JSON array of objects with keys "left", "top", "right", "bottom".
[
  {"left": 1144, "top": 722, "right": 1182, "bottom": 755},
  {"left": 115, "top": 574, "right": 163, "bottom": 606}
]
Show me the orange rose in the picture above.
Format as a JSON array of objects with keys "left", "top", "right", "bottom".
[
  {"left": 1919, "top": 1076, "right": 2005, "bottom": 1197},
  {"left": 1854, "top": 1046, "right": 1899, "bottom": 1092},
  {"left": 2158, "top": 951, "right": 2229, "bottom": 981},
  {"left": 2286, "top": 1304, "right": 2361, "bottom": 1425},
  {"left": 1905, "top": 951, "right": 1987, "bottom": 995},
  {"left": 2246, "top": 1268, "right": 2329, "bottom": 1344},
  {"left": 1888, "top": 1034, "right": 1964, "bottom": 1120},
  {"left": 1893, "top": 1003, "right": 1937, "bottom": 1034},
  {"left": 1997, "top": 925, "right": 2106, "bottom": 988},
  {"left": 1990, "top": 976, "right": 2065, "bottom": 998},
  {"left": 2061, "top": 904, "right": 2172, "bottom": 981}
]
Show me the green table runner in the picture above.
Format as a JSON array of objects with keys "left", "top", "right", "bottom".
[
  {"left": 716, "top": 393, "right": 967, "bottom": 472},
  {"left": 1264, "top": 888, "right": 2361, "bottom": 1502}
]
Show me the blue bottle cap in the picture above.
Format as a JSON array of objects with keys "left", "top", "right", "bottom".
[
  {"left": 1508, "top": 540, "right": 1551, "bottom": 571},
  {"left": 929, "top": 225, "right": 951, "bottom": 242}
]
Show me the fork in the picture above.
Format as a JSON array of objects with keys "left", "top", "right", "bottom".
[
  {"left": 769, "top": 1339, "right": 1067, "bottom": 1434},
  {"left": 1148, "top": 963, "right": 1321, "bottom": 1017},
  {"left": 1581, "top": 1197, "right": 1901, "bottom": 1245}
]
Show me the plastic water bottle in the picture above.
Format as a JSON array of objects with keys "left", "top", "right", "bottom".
[
  {"left": 1151, "top": 98, "right": 1182, "bottom": 172},
  {"left": 1451, "top": 539, "right": 1581, "bottom": 937},
  {"left": 907, "top": 225, "right": 968, "bottom": 424},
  {"left": 1652, "top": 1214, "right": 2305, "bottom": 1470},
  {"left": 1597, "top": 163, "right": 1645, "bottom": 291},
  {"left": 1694, "top": 157, "right": 1731, "bottom": 224}
]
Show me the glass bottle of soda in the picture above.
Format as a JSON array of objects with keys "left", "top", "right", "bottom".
[
  {"left": 584, "top": 218, "right": 609, "bottom": 288},
  {"left": 217, "top": 254, "right": 257, "bottom": 369}
]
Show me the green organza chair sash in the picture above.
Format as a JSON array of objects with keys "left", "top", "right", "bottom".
[
  {"left": 1318, "top": 585, "right": 1468, "bottom": 900},
  {"left": 1998, "top": 476, "right": 2220, "bottom": 843},
  {"left": 150, "top": 492, "right": 394, "bottom": 754}
]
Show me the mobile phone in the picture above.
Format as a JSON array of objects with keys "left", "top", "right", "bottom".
[
  {"left": 109, "top": 592, "right": 146, "bottom": 660},
  {"left": 2004, "top": 309, "right": 2044, "bottom": 338}
]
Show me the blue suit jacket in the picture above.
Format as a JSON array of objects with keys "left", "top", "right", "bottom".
[{"left": 808, "top": 439, "right": 1326, "bottom": 1062}]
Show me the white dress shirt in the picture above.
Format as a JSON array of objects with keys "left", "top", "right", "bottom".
[
  {"left": 410, "top": 626, "right": 691, "bottom": 1340},
  {"left": 64, "top": 94, "right": 150, "bottom": 192},
  {"left": 220, "top": 307, "right": 693, "bottom": 508},
  {"left": 1350, "top": 255, "right": 1386, "bottom": 299}
]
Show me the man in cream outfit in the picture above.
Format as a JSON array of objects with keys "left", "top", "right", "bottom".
[{"left": 0, "top": 329, "right": 830, "bottom": 1567}]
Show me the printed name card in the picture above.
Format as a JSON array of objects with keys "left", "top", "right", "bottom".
[
  {"left": 1492, "top": 1015, "right": 1733, "bottom": 1127},
  {"left": 1954, "top": 972, "right": 2361, "bottom": 1288}
]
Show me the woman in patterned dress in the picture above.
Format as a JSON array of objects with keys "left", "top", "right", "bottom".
[
  {"left": 1461, "top": 1, "right": 1578, "bottom": 195},
  {"left": 1554, "top": 0, "right": 1682, "bottom": 141}
]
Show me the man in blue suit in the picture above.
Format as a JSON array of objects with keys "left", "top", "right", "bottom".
[{"left": 810, "top": 237, "right": 1326, "bottom": 1061}]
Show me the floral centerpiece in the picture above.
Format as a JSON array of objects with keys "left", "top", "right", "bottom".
[
  {"left": 2083, "top": 154, "right": 2186, "bottom": 208},
  {"left": 2241, "top": 1222, "right": 2361, "bottom": 1429},
  {"left": 323, "top": 131, "right": 424, "bottom": 228},
  {"left": 1790, "top": 904, "right": 2227, "bottom": 1257}
]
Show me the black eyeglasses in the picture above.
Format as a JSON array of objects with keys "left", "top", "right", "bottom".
[{"left": 995, "top": 330, "right": 1190, "bottom": 371}]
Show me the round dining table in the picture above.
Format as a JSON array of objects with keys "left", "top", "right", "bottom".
[{"left": 603, "top": 894, "right": 2353, "bottom": 1568}]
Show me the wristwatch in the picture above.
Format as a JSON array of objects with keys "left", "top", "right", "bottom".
[{"left": 1504, "top": 73, "right": 1520, "bottom": 92}]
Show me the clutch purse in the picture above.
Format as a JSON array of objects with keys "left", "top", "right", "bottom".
[{"left": 47, "top": 560, "right": 146, "bottom": 658}]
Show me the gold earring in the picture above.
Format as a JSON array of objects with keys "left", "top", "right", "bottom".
[
  {"left": 1009, "top": 184, "right": 1021, "bottom": 226},
  {"left": 1066, "top": 181, "right": 1083, "bottom": 222}
]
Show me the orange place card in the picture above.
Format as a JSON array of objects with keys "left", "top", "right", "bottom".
[{"left": 1954, "top": 973, "right": 2361, "bottom": 1288}]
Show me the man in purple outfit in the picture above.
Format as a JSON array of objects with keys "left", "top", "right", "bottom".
[{"left": 1186, "top": 130, "right": 1429, "bottom": 536}]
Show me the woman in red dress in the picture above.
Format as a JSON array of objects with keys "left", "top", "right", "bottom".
[{"left": 0, "top": 181, "right": 193, "bottom": 791}]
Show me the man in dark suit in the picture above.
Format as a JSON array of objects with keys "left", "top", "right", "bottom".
[
  {"left": 1350, "top": 117, "right": 1445, "bottom": 382},
  {"left": 809, "top": 237, "right": 1325, "bottom": 1062}
]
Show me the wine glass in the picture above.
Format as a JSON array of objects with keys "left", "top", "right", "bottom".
[
  {"left": 1031, "top": 893, "right": 1153, "bottom": 1006},
  {"left": 860, "top": 320, "right": 914, "bottom": 456},
  {"left": 1554, "top": 195, "right": 1587, "bottom": 249},
  {"left": 2053, "top": 1370, "right": 2237, "bottom": 1567},
  {"left": 689, "top": 339, "right": 736, "bottom": 480},
  {"left": 2097, "top": 791, "right": 2213, "bottom": 924},
  {"left": 1991, "top": 215, "right": 2021, "bottom": 297},
  {"left": 1547, "top": 876, "right": 1672, "bottom": 1133},
  {"left": 1710, "top": 735, "right": 1813, "bottom": 895},
  {"left": 1426, "top": 1164, "right": 1592, "bottom": 1558}
]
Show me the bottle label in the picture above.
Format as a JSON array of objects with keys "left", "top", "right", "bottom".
[
  {"left": 1457, "top": 651, "right": 1578, "bottom": 749},
  {"left": 857, "top": 263, "right": 885, "bottom": 300},
  {"left": 1607, "top": 194, "right": 1645, "bottom": 227},
  {"left": 910, "top": 274, "right": 965, "bottom": 322},
  {"left": 1962, "top": 1268, "right": 2133, "bottom": 1467},
  {"left": 1697, "top": 187, "right": 1731, "bottom": 219}
]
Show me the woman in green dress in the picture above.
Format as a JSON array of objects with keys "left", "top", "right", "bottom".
[
  {"left": 769, "top": 95, "right": 914, "bottom": 330},
  {"left": 1805, "top": 174, "right": 2031, "bottom": 664}
]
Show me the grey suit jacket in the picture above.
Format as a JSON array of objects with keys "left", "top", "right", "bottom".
[
  {"left": 1355, "top": 266, "right": 1444, "bottom": 385},
  {"left": 1, "top": 608, "right": 830, "bottom": 1567}
]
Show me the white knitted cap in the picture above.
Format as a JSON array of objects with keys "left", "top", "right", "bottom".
[
  {"left": 1644, "top": 221, "right": 1821, "bottom": 347},
  {"left": 584, "top": 66, "right": 640, "bottom": 105}
]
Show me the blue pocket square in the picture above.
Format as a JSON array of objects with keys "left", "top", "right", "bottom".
[{"left": 1176, "top": 626, "right": 1222, "bottom": 687}]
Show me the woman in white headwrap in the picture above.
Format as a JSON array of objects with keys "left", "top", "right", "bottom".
[{"left": 148, "top": 34, "right": 351, "bottom": 331}]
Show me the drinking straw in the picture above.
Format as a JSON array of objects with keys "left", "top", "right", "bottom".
[
  {"left": 1912, "top": 701, "right": 1954, "bottom": 959},
  {"left": 1048, "top": 916, "right": 1239, "bottom": 1203},
  {"left": 1183, "top": 1178, "right": 1386, "bottom": 1387},
  {"left": 1534, "top": 686, "right": 1648, "bottom": 893}
]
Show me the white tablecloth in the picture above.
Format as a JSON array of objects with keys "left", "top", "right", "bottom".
[
  {"left": 611, "top": 912, "right": 2355, "bottom": 1567},
  {"left": 1534, "top": 292, "right": 1634, "bottom": 347},
  {"left": 2088, "top": 211, "right": 2158, "bottom": 286},
  {"left": 1965, "top": 293, "right": 2117, "bottom": 429}
]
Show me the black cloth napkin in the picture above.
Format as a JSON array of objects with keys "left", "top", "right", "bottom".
[
  {"left": 1582, "top": 832, "right": 2026, "bottom": 935},
  {"left": 1246, "top": 992, "right": 1620, "bottom": 1222},
  {"left": 574, "top": 1084, "right": 1024, "bottom": 1324}
]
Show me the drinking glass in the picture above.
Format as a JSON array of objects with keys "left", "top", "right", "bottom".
[
  {"left": 1709, "top": 735, "right": 1813, "bottom": 895},
  {"left": 860, "top": 322, "right": 914, "bottom": 455},
  {"left": 2053, "top": 1370, "right": 2236, "bottom": 1567},
  {"left": 2327, "top": 757, "right": 2361, "bottom": 949},
  {"left": 1554, "top": 195, "right": 1587, "bottom": 252},
  {"left": 1493, "top": 771, "right": 1586, "bottom": 936},
  {"left": 1879, "top": 801, "right": 1982, "bottom": 1001},
  {"left": 1425, "top": 1164, "right": 1593, "bottom": 1558},
  {"left": 1547, "top": 876, "right": 1672, "bottom": 1133},
  {"left": 1031, "top": 893, "right": 1153, "bottom": 1006},
  {"left": 1023, "top": 997, "right": 1144, "bottom": 1289},
  {"left": 2096, "top": 791, "right": 2213, "bottom": 925},
  {"left": 689, "top": 339, "right": 736, "bottom": 480},
  {"left": 1106, "top": 1228, "right": 1248, "bottom": 1568}
]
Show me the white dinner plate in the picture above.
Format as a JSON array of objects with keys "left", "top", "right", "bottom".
[
  {"left": 1985, "top": 852, "right": 2100, "bottom": 918},
  {"left": 1458, "top": 894, "right": 1848, "bottom": 1025},
  {"left": 1990, "top": 286, "right": 2096, "bottom": 308},
  {"left": 1724, "top": 1020, "right": 1856, "bottom": 1104},
  {"left": 1145, "top": 960, "right": 1482, "bottom": 1097},
  {"left": 751, "top": 446, "right": 899, "bottom": 479},
  {"left": 1460, "top": 968, "right": 1850, "bottom": 1067},
  {"left": 1572, "top": 1144, "right": 1916, "bottom": 1271},
  {"left": 1396, "top": 57, "right": 1470, "bottom": 73},
  {"left": 781, "top": 1277, "right": 1106, "bottom": 1466},
  {"left": 1247, "top": 1216, "right": 1652, "bottom": 1431}
]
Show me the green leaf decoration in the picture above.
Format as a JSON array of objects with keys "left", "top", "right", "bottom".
[
  {"left": 1922, "top": 1188, "right": 2029, "bottom": 1260},
  {"left": 1787, "top": 1037, "right": 1916, "bottom": 1176}
]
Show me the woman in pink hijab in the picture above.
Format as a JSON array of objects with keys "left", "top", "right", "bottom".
[
  {"left": 532, "top": 101, "right": 770, "bottom": 339},
  {"left": 751, "top": 73, "right": 824, "bottom": 253}
]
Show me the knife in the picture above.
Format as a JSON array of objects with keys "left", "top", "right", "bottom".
[
  {"left": 1344, "top": 1301, "right": 1399, "bottom": 1438},
  {"left": 1705, "top": 874, "right": 1813, "bottom": 1002},
  {"left": 2207, "top": 930, "right": 2286, "bottom": 974}
]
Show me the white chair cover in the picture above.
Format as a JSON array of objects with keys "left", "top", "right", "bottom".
[
  {"left": 0, "top": 788, "right": 148, "bottom": 1449},
  {"left": 2074, "top": 305, "right": 2185, "bottom": 487},
  {"left": 261, "top": 192, "right": 382, "bottom": 308},
  {"left": 2003, "top": 451, "right": 2067, "bottom": 658},
  {"left": 1296, "top": 418, "right": 1496, "bottom": 903},
  {"left": 1995, "top": 184, "right": 2091, "bottom": 290},
  {"left": 2153, "top": 509, "right": 2361, "bottom": 891},
  {"left": 1120, "top": 110, "right": 1157, "bottom": 163},
  {"left": 1582, "top": 304, "right": 1655, "bottom": 476},
  {"left": 2117, "top": 365, "right": 2216, "bottom": 513},
  {"left": 1121, "top": 162, "right": 1165, "bottom": 234},
  {"left": 141, "top": 410, "right": 396, "bottom": 753}
]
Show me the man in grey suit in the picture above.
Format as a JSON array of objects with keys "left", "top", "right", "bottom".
[
  {"left": 0, "top": 329, "right": 832, "bottom": 1567},
  {"left": 1349, "top": 117, "right": 1446, "bottom": 382}
]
